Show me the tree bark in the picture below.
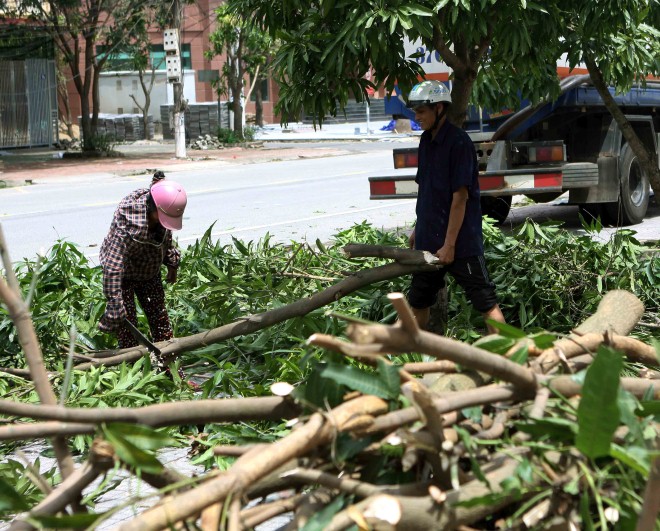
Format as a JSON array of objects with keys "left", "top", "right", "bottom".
[
  {"left": 0, "top": 396, "right": 300, "bottom": 429},
  {"left": 73, "top": 260, "right": 441, "bottom": 371},
  {"left": 584, "top": 58, "right": 660, "bottom": 196},
  {"left": 533, "top": 289, "right": 645, "bottom": 373},
  {"left": 118, "top": 395, "right": 388, "bottom": 531}
]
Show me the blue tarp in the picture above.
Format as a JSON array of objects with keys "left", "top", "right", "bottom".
[{"left": 380, "top": 119, "right": 421, "bottom": 131}]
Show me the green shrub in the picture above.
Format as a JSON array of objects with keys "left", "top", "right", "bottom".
[{"left": 216, "top": 126, "right": 257, "bottom": 144}]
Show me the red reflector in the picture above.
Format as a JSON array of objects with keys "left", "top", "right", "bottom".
[
  {"left": 535, "top": 147, "right": 552, "bottom": 162},
  {"left": 393, "top": 153, "right": 419, "bottom": 169},
  {"left": 535, "top": 173, "right": 562, "bottom": 187},
  {"left": 370, "top": 180, "right": 396, "bottom": 196},
  {"left": 480, "top": 175, "right": 505, "bottom": 190}
]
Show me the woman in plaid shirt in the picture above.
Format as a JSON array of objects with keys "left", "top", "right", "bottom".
[{"left": 99, "top": 172, "right": 187, "bottom": 355}]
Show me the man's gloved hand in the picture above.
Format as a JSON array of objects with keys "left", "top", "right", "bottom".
[{"left": 98, "top": 300, "right": 126, "bottom": 332}]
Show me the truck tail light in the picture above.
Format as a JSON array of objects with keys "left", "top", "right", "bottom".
[
  {"left": 393, "top": 148, "right": 419, "bottom": 168},
  {"left": 528, "top": 145, "right": 564, "bottom": 162},
  {"left": 511, "top": 141, "right": 565, "bottom": 165}
]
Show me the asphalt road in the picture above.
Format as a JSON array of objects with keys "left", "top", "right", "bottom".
[
  {"left": 0, "top": 141, "right": 658, "bottom": 265},
  {"left": 0, "top": 146, "right": 417, "bottom": 264}
]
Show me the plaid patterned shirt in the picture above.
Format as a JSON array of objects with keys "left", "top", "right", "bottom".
[{"left": 99, "top": 188, "right": 180, "bottom": 330}]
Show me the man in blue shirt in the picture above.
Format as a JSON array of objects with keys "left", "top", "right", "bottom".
[{"left": 406, "top": 80, "right": 505, "bottom": 334}]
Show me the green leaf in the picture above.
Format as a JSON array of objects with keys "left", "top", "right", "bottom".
[
  {"left": 102, "top": 424, "right": 164, "bottom": 474},
  {"left": 510, "top": 345, "right": 529, "bottom": 365},
  {"left": 321, "top": 363, "right": 395, "bottom": 399},
  {"left": 485, "top": 321, "right": 526, "bottom": 339},
  {"left": 461, "top": 406, "right": 482, "bottom": 423},
  {"left": 376, "top": 358, "right": 401, "bottom": 399},
  {"left": 293, "top": 362, "right": 346, "bottom": 409},
  {"left": 635, "top": 400, "right": 660, "bottom": 417},
  {"left": 101, "top": 423, "right": 175, "bottom": 451},
  {"left": 514, "top": 417, "right": 576, "bottom": 442},
  {"left": 28, "top": 513, "right": 105, "bottom": 529},
  {"left": 473, "top": 334, "right": 516, "bottom": 355},
  {"left": 0, "top": 477, "right": 29, "bottom": 512},
  {"left": 529, "top": 332, "right": 556, "bottom": 349},
  {"left": 334, "top": 433, "right": 378, "bottom": 462},
  {"left": 575, "top": 346, "right": 623, "bottom": 459},
  {"left": 231, "top": 237, "right": 250, "bottom": 256},
  {"left": 301, "top": 494, "right": 346, "bottom": 531},
  {"left": 609, "top": 444, "right": 650, "bottom": 477}
]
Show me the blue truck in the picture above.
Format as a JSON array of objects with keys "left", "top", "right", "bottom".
[{"left": 370, "top": 75, "right": 660, "bottom": 225}]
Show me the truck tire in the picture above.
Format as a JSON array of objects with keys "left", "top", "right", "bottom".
[
  {"left": 603, "top": 144, "right": 650, "bottom": 225},
  {"left": 480, "top": 196, "right": 512, "bottom": 224}
]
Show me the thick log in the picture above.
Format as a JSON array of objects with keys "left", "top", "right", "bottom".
[
  {"left": 534, "top": 290, "right": 645, "bottom": 373},
  {"left": 118, "top": 395, "right": 388, "bottom": 531}
]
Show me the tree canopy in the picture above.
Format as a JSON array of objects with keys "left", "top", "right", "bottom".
[
  {"left": 227, "top": 0, "right": 659, "bottom": 132},
  {"left": 226, "top": 0, "right": 566, "bottom": 126},
  {"left": 207, "top": 4, "right": 273, "bottom": 136}
]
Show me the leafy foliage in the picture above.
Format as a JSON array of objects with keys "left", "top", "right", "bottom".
[
  {"left": 225, "top": 0, "right": 568, "bottom": 125},
  {"left": 207, "top": 3, "right": 274, "bottom": 136},
  {"left": 2, "top": 220, "right": 658, "bottom": 375},
  {"left": 0, "top": 220, "right": 658, "bottom": 526}
]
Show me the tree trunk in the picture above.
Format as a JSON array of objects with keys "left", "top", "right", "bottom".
[
  {"left": 55, "top": 50, "right": 75, "bottom": 139},
  {"left": 137, "top": 68, "right": 156, "bottom": 140},
  {"left": 585, "top": 58, "right": 660, "bottom": 196},
  {"left": 80, "top": 36, "right": 96, "bottom": 151},
  {"left": 92, "top": 63, "right": 101, "bottom": 133},
  {"left": 255, "top": 77, "right": 264, "bottom": 127}
]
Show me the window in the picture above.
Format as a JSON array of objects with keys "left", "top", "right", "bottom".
[
  {"left": 97, "top": 44, "right": 192, "bottom": 72},
  {"left": 150, "top": 44, "right": 192, "bottom": 71}
]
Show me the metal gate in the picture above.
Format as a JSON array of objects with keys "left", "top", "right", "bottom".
[{"left": 0, "top": 59, "right": 58, "bottom": 148}]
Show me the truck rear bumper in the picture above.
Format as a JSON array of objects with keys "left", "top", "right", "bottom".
[{"left": 369, "top": 162, "right": 599, "bottom": 199}]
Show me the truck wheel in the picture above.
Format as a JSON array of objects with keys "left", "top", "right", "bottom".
[
  {"left": 481, "top": 196, "right": 512, "bottom": 224},
  {"left": 603, "top": 144, "right": 650, "bottom": 225}
]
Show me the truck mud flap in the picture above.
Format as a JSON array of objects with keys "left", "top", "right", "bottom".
[{"left": 561, "top": 162, "right": 600, "bottom": 188}]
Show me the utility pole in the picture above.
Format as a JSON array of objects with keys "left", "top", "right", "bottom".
[{"left": 165, "top": 0, "right": 186, "bottom": 158}]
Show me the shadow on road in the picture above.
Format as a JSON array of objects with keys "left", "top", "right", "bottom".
[{"left": 499, "top": 195, "right": 659, "bottom": 242}]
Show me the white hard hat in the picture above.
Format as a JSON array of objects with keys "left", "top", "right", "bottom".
[{"left": 406, "top": 80, "right": 451, "bottom": 108}]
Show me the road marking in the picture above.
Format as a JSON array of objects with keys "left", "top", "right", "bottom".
[
  {"left": 83, "top": 200, "right": 414, "bottom": 261},
  {"left": 84, "top": 201, "right": 118, "bottom": 207},
  {"left": 177, "top": 201, "right": 415, "bottom": 244}
]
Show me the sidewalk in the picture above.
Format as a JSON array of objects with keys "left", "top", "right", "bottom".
[{"left": 0, "top": 120, "right": 417, "bottom": 186}]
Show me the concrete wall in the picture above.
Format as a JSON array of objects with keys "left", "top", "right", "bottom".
[{"left": 98, "top": 70, "right": 197, "bottom": 118}]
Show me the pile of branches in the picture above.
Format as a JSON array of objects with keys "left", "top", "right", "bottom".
[{"left": 0, "top": 237, "right": 659, "bottom": 530}]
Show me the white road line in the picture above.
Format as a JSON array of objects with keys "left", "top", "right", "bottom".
[
  {"left": 2, "top": 172, "right": 374, "bottom": 216},
  {"left": 177, "top": 201, "right": 415, "bottom": 244},
  {"left": 83, "top": 199, "right": 414, "bottom": 261}
]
